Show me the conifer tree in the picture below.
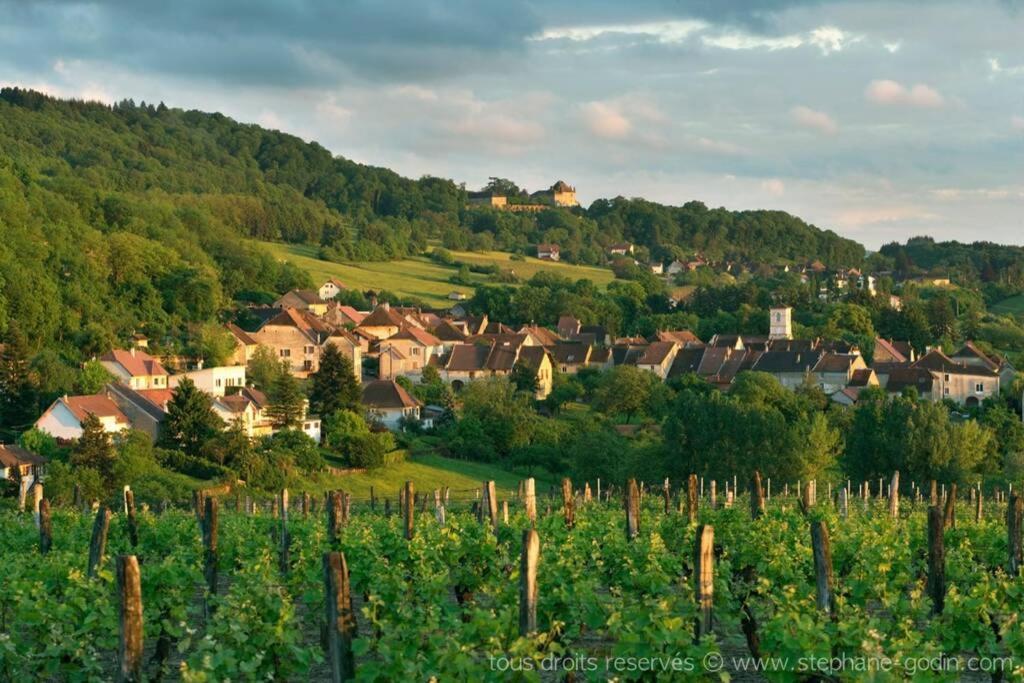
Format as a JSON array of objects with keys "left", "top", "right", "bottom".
[
  {"left": 309, "top": 343, "right": 361, "bottom": 417},
  {"left": 0, "top": 327, "right": 39, "bottom": 435},
  {"left": 158, "top": 378, "right": 223, "bottom": 456},
  {"left": 267, "top": 364, "right": 305, "bottom": 429},
  {"left": 71, "top": 413, "right": 116, "bottom": 481}
]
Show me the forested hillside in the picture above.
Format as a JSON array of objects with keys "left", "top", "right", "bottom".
[{"left": 0, "top": 89, "right": 865, "bottom": 357}]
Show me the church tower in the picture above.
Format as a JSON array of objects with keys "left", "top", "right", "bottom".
[{"left": 769, "top": 307, "right": 793, "bottom": 340}]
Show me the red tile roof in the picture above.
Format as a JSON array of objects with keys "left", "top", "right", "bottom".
[
  {"left": 637, "top": 341, "right": 677, "bottom": 366},
  {"left": 63, "top": 394, "right": 130, "bottom": 424},
  {"left": 358, "top": 305, "right": 407, "bottom": 329},
  {"left": 100, "top": 349, "right": 168, "bottom": 378},
  {"left": 362, "top": 380, "right": 422, "bottom": 409},
  {"left": 226, "top": 323, "right": 257, "bottom": 346},
  {"left": 0, "top": 443, "right": 47, "bottom": 467}
]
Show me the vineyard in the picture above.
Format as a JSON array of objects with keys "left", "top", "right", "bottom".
[{"left": 2, "top": 475, "right": 1024, "bottom": 682}]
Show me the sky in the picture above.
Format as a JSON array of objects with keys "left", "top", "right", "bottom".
[{"left": 1, "top": 0, "right": 1023, "bottom": 249}]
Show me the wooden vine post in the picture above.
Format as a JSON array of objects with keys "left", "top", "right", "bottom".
[
  {"left": 433, "top": 489, "right": 446, "bottom": 526},
  {"left": 279, "top": 489, "right": 290, "bottom": 575},
  {"left": 125, "top": 489, "right": 139, "bottom": 548},
  {"left": 839, "top": 487, "right": 848, "bottom": 519},
  {"left": 975, "top": 486, "right": 983, "bottom": 523},
  {"left": 87, "top": 506, "right": 112, "bottom": 578},
  {"left": 202, "top": 497, "right": 218, "bottom": 613},
  {"left": 693, "top": 525, "right": 714, "bottom": 642},
  {"left": 561, "top": 478, "right": 574, "bottom": 529},
  {"left": 710, "top": 480, "right": 717, "bottom": 510},
  {"left": 193, "top": 490, "right": 206, "bottom": 523},
  {"left": 323, "top": 552, "right": 357, "bottom": 682},
  {"left": 687, "top": 474, "right": 698, "bottom": 525},
  {"left": 943, "top": 483, "right": 957, "bottom": 530},
  {"left": 117, "top": 555, "right": 144, "bottom": 683},
  {"left": 1008, "top": 494, "right": 1023, "bottom": 577},
  {"left": 403, "top": 481, "right": 415, "bottom": 540},
  {"left": 662, "top": 478, "right": 671, "bottom": 515},
  {"left": 524, "top": 477, "right": 537, "bottom": 525},
  {"left": 327, "top": 491, "right": 342, "bottom": 548},
  {"left": 519, "top": 529, "right": 540, "bottom": 636},
  {"left": 750, "top": 471, "right": 765, "bottom": 520},
  {"left": 39, "top": 498, "right": 53, "bottom": 554},
  {"left": 482, "top": 480, "right": 498, "bottom": 532},
  {"left": 927, "top": 505, "right": 945, "bottom": 615},
  {"left": 888, "top": 471, "right": 899, "bottom": 517},
  {"left": 810, "top": 521, "right": 836, "bottom": 616},
  {"left": 625, "top": 478, "right": 641, "bottom": 541},
  {"left": 801, "top": 481, "right": 813, "bottom": 514}
]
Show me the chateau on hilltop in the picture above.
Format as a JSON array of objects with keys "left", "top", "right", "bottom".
[
  {"left": 533, "top": 180, "right": 578, "bottom": 207},
  {"left": 467, "top": 180, "right": 579, "bottom": 212}
]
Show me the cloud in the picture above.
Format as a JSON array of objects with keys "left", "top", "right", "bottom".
[
  {"left": 581, "top": 101, "right": 633, "bottom": 139},
  {"left": 989, "top": 57, "right": 1024, "bottom": 76},
  {"left": 1013, "top": 116, "right": 1024, "bottom": 131},
  {"left": 534, "top": 20, "right": 706, "bottom": 44},
  {"left": 865, "top": 80, "right": 945, "bottom": 107},
  {"left": 808, "top": 26, "right": 861, "bottom": 55},
  {"left": 761, "top": 178, "right": 786, "bottom": 196},
  {"left": 834, "top": 205, "right": 938, "bottom": 228},
  {"left": 790, "top": 105, "right": 838, "bottom": 134}
]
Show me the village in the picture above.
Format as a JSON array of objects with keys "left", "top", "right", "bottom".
[{"left": 5, "top": 272, "right": 1007, "bottom": 471}]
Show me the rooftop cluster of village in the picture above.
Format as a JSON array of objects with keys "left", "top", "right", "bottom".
[{"left": 23, "top": 272, "right": 1013, "bottom": 459}]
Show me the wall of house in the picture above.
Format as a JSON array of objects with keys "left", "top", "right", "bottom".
[
  {"left": 535, "top": 358, "right": 553, "bottom": 400},
  {"left": 252, "top": 326, "right": 319, "bottom": 377},
  {"left": 35, "top": 402, "right": 124, "bottom": 440},
  {"left": 107, "top": 392, "right": 161, "bottom": 442},
  {"left": 172, "top": 366, "right": 247, "bottom": 396},
  {"left": 935, "top": 372, "right": 999, "bottom": 405}
]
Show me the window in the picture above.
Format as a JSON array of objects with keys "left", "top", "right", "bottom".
[
  {"left": 943, "top": 387, "right": 950, "bottom": 396},
  {"left": 411, "top": 347, "right": 420, "bottom": 356},
  {"left": 303, "top": 360, "right": 313, "bottom": 371},
  {"left": 304, "top": 345, "right": 315, "bottom": 355},
  {"left": 975, "top": 383, "right": 985, "bottom": 393},
  {"left": 215, "top": 379, "right": 222, "bottom": 388},
  {"left": 944, "top": 374, "right": 950, "bottom": 382},
  {"left": 280, "top": 349, "right": 291, "bottom": 358}
]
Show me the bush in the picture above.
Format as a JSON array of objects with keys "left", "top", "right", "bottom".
[
  {"left": 261, "top": 429, "right": 324, "bottom": 473},
  {"left": 157, "top": 448, "right": 233, "bottom": 479},
  {"left": 430, "top": 248, "right": 456, "bottom": 265},
  {"left": 344, "top": 434, "right": 381, "bottom": 468}
]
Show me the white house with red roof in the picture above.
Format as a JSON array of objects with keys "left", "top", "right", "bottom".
[
  {"left": 318, "top": 278, "right": 347, "bottom": 301},
  {"left": 34, "top": 393, "right": 131, "bottom": 440},
  {"left": 99, "top": 348, "right": 169, "bottom": 390}
]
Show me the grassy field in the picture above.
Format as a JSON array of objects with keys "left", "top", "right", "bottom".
[
  {"left": 991, "top": 294, "right": 1024, "bottom": 316},
  {"left": 309, "top": 453, "right": 553, "bottom": 500},
  {"left": 257, "top": 240, "right": 615, "bottom": 306}
]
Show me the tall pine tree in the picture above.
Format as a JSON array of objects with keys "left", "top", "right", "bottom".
[
  {"left": 70, "top": 413, "right": 116, "bottom": 482},
  {"left": 309, "top": 343, "right": 361, "bottom": 418},
  {"left": 267, "top": 364, "right": 305, "bottom": 429},
  {"left": 0, "top": 327, "right": 40, "bottom": 436},
  {"left": 158, "top": 378, "right": 223, "bottom": 456}
]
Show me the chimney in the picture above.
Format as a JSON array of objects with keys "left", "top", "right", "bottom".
[
  {"left": 197, "top": 359, "right": 204, "bottom": 370},
  {"left": 130, "top": 347, "right": 136, "bottom": 357},
  {"left": 382, "top": 301, "right": 390, "bottom": 311}
]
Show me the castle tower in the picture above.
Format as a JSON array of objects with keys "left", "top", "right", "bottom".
[{"left": 769, "top": 307, "right": 792, "bottom": 340}]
